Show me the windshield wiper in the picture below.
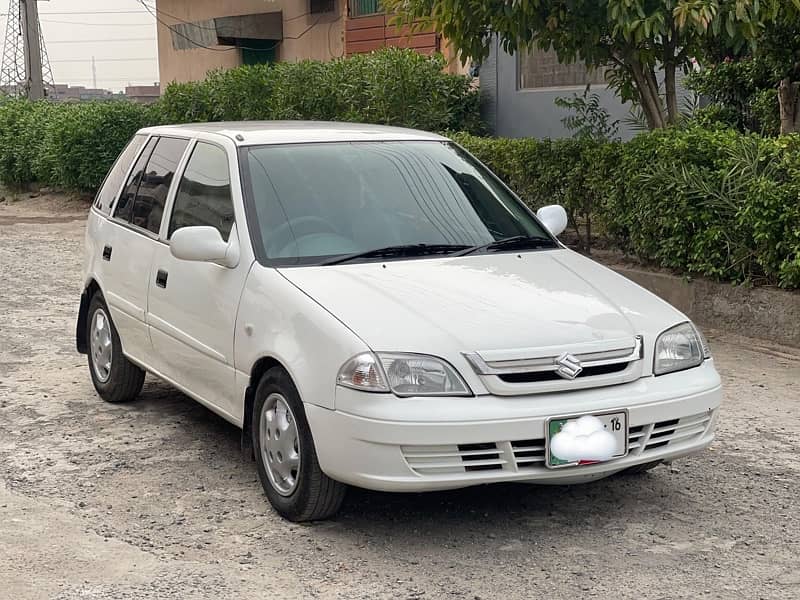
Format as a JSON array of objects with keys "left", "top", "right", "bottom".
[
  {"left": 454, "top": 235, "right": 557, "bottom": 257},
  {"left": 321, "top": 243, "right": 470, "bottom": 266}
]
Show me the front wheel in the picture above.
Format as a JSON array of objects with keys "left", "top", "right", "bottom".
[
  {"left": 252, "top": 367, "right": 346, "bottom": 521},
  {"left": 86, "top": 293, "right": 145, "bottom": 403}
]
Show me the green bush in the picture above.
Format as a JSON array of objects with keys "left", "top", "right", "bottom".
[
  {"left": 37, "top": 101, "right": 158, "bottom": 191},
  {"left": 0, "top": 99, "right": 54, "bottom": 187},
  {"left": 453, "top": 127, "right": 800, "bottom": 289},
  {"left": 157, "top": 48, "right": 482, "bottom": 133},
  {"left": 450, "top": 133, "right": 619, "bottom": 253},
  {"left": 684, "top": 59, "right": 781, "bottom": 136},
  {"left": 0, "top": 99, "right": 156, "bottom": 192},
  {"left": 0, "top": 49, "right": 479, "bottom": 193}
]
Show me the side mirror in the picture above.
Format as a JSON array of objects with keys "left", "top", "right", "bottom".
[
  {"left": 170, "top": 226, "right": 239, "bottom": 267},
  {"left": 536, "top": 204, "right": 568, "bottom": 237}
]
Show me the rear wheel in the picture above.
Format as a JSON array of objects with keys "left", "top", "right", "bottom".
[
  {"left": 252, "top": 367, "right": 346, "bottom": 521},
  {"left": 86, "top": 294, "right": 145, "bottom": 403}
]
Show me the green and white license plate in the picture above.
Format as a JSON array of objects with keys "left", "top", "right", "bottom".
[{"left": 545, "top": 410, "right": 628, "bottom": 469}]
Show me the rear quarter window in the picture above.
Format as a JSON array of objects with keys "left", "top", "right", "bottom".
[{"left": 93, "top": 134, "right": 148, "bottom": 215}]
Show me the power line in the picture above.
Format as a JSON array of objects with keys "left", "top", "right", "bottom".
[
  {"left": 41, "top": 19, "right": 155, "bottom": 27},
  {"left": 136, "top": 0, "right": 335, "bottom": 53},
  {"left": 40, "top": 10, "right": 151, "bottom": 15},
  {"left": 47, "top": 38, "right": 156, "bottom": 44},
  {"left": 64, "top": 77, "right": 157, "bottom": 82},
  {"left": 138, "top": 0, "right": 315, "bottom": 26},
  {"left": 2, "top": 10, "right": 151, "bottom": 17},
  {"left": 50, "top": 57, "right": 156, "bottom": 63}
]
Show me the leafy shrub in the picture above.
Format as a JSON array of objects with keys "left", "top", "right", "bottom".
[
  {"left": 453, "top": 127, "right": 800, "bottom": 289},
  {"left": 0, "top": 99, "right": 54, "bottom": 187},
  {"left": 554, "top": 90, "right": 621, "bottom": 141},
  {"left": 685, "top": 59, "right": 781, "bottom": 136},
  {"left": 0, "top": 99, "right": 156, "bottom": 192},
  {"left": 157, "top": 48, "right": 482, "bottom": 133},
  {"left": 37, "top": 101, "right": 158, "bottom": 191},
  {"left": 450, "top": 132, "right": 619, "bottom": 253}
]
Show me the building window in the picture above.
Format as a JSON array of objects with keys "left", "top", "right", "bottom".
[
  {"left": 311, "top": 0, "right": 336, "bottom": 13},
  {"left": 350, "top": 0, "right": 382, "bottom": 17},
  {"left": 518, "top": 46, "right": 606, "bottom": 90},
  {"left": 239, "top": 39, "right": 278, "bottom": 65}
]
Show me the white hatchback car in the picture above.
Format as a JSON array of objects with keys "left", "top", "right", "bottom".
[{"left": 77, "top": 122, "right": 721, "bottom": 521}]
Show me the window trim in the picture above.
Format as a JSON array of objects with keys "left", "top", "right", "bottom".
[
  {"left": 109, "top": 134, "right": 192, "bottom": 241},
  {"left": 348, "top": 0, "right": 383, "bottom": 18},
  {"left": 516, "top": 47, "right": 607, "bottom": 92},
  {"left": 130, "top": 135, "right": 192, "bottom": 237},
  {"left": 165, "top": 138, "right": 237, "bottom": 244},
  {"left": 93, "top": 133, "right": 148, "bottom": 214},
  {"left": 107, "top": 133, "right": 155, "bottom": 218}
]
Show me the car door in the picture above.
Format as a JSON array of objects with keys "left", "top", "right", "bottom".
[
  {"left": 97, "top": 135, "right": 188, "bottom": 363},
  {"left": 146, "top": 140, "right": 249, "bottom": 422}
]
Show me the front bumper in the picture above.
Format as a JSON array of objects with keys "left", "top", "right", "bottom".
[{"left": 305, "top": 361, "right": 722, "bottom": 492}]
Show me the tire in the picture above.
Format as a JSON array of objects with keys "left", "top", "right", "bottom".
[
  {"left": 252, "top": 367, "right": 346, "bottom": 521},
  {"left": 621, "top": 460, "right": 662, "bottom": 475},
  {"left": 86, "top": 293, "right": 145, "bottom": 403}
]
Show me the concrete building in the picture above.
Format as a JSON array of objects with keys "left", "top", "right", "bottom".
[
  {"left": 479, "top": 39, "right": 635, "bottom": 139},
  {"left": 154, "top": 0, "right": 457, "bottom": 90},
  {"left": 51, "top": 84, "right": 120, "bottom": 102},
  {"left": 124, "top": 84, "right": 161, "bottom": 103},
  {"left": 480, "top": 39, "right": 690, "bottom": 139}
]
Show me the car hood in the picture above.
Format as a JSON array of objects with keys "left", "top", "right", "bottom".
[{"left": 277, "top": 249, "right": 685, "bottom": 355}]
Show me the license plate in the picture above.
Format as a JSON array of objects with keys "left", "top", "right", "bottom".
[{"left": 546, "top": 410, "right": 628, "bottom": 469}]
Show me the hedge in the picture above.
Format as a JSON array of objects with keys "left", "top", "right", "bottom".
[
  {"left": 0, "top": 49, "right": 480, "bottom": 191},
  {"left": 452, "top": 128, "right": 800, "bottom": 289},
  {"left": 1, "top": 58, "right": 798, "bottom": 288},
  {"left": 158, "top": 48, "right": 482, "bottom": 133}
]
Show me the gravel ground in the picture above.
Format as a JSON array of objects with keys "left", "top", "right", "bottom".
[{"left": 1, "top": 194, "right": 799, "bottom": 600}]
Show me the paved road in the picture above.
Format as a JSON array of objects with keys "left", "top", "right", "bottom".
[{"left": 1, "top": 195, "right": 799, "bottom": 600}]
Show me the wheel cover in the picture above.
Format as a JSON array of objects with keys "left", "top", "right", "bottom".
[
  {"left": 260, "top": 393, "right": 301, "bottom": 496},
  {"left": 90, "top": 308, "right": 113, "bottom": 383}
]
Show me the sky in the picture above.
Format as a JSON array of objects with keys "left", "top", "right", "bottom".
[{"left": 0, "top": 0, "right": 159, "bottom": 91}]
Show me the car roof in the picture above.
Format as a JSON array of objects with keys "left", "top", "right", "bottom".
[{"left": 138, "top": 121, "right": 447, "bottom": 146}]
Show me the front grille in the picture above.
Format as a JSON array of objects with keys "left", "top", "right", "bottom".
[
  {"left": 498, "top": 361, "right": 629, "bottom": 384},
  {"left": 458, "top": 443, "right": 503, "bottom": 471},
  {"left": 511, "top": 439, "right": 546, "bottom": 468},
  {"left": 401, "top": 410, "right": 715, "bottom": 477},
  {"left": 630, "top": 413, "right": 712, "bottom": 456},
  {"left": 401, "top": 444, "right": 507, "bottom": 475},
  {"left": 464, "top": 336, "right": 645, "bottom": 396}
]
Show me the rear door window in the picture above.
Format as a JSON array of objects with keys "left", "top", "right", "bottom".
[
  {"left": 95, "top": 134, "right": 147, "bottom": 215},
  {"left": 131, "top": 137, "right": 189, "bottom": 234},
  {"left": 168, "top": 142, "right": 234, "bottom": 241},
  {"left": 114, "top": 136, "right": 157, "bottom": 224}
]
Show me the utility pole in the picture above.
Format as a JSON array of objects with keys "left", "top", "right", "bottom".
[
  {"left": 1, "top": 0, "right": 53, "bottom": 98},
  {"left": 91, "top": 55, "right": 97, "bottom": 89},
  {"left": 20, "top": 0, "right": 44, "bottom": 99}
]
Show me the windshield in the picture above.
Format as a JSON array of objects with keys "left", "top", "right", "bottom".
[{"left": 241, "top": 141, "right": 554, "bottom": 265}]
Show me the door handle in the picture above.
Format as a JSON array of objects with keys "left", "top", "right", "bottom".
[
  {"left": 155, "top": 269, "right": 168, "bottom": 288},
  {"left": 102, "top": 245, "right": 112, "bottom": 261}
]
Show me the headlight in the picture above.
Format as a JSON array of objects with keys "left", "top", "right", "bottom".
[
  {"left": 337, "top": 352, "right": 472, "bottom": 397},
  {"left": 336, "top": 353, "right": 389, "bottom": 392},
  {"left": 654, "top": 322, "right": 710, "bottom": 376}
]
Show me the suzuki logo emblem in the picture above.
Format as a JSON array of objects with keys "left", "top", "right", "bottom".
[{"left": 555, "top": 353, "right": 583, "bottom": 380}]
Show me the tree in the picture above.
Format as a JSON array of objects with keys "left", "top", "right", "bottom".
[
  {"left": 384, "top": 0, "right": 779, "bottom": 130},
  {"left": 759, "top": 14, "right": 800, "bottom": 134},
  {"left": 691, "top": 2, "right": 800, "bottom": 134}
]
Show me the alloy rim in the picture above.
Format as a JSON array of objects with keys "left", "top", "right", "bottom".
[
  {"left": 260, "top": 393, "right": 301, "bottom": 496},
  {"left": 90, "top": 308, "right": 113, "bottom": 383}
]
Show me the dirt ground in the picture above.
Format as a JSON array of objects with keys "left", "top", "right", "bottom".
[{"left": 1, "top": 194, "right": 799, "bottom": 600}]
